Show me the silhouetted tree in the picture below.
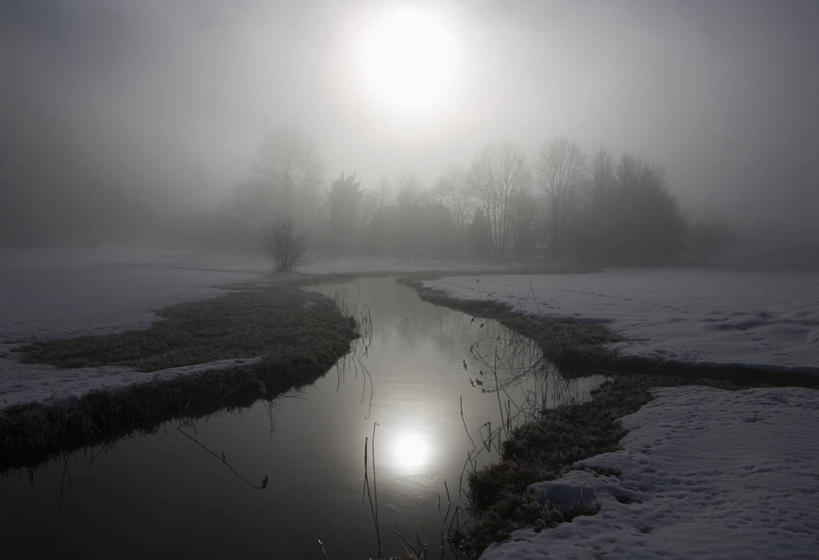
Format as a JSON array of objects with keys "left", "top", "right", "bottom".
[
  {"left": 535, "top": 138, "right": 586, "bottom": 258},
  {"left": 265, "top": 219, "right": 307, "bottom": 272},
  {"left": 573, "top": 153, "right": 686, "bottom": 265},
  {"left": 231, "top": 126, "right": 325, "bottom": 248},
  {"left": 433, "top": 165, "right": 474, "bottom": 252},
  {"left": 467, "top": 142, "right": 530, "bottom": 257},
  {"left": 327, "top": 172, "right": 363, "bottom": 250}
]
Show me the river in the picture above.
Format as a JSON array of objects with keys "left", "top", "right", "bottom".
[{"left": 0, "top": 276, "right": 604, "bottom": 559}]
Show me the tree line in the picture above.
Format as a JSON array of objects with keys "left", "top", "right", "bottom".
[{"left": 225, "top": 127, "right": 725, "bottom": 270}]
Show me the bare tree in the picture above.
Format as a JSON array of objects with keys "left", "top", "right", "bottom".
[
  {"left": 233, "top": 126, "right": 325, "bottom": 234},
  {"left": 433, "top": 164, "right": 474, "bottom": 231},
  {"left": 467, "top": 142, "right": 531, "bottom": 257},
  {"left": 327, "top": 172, "right": 363, "bottom": 250},
  {"left": 265, "top": 219, "right": 307, "bottom": 272},
  {"left": 535, "top": 137, "right": 586, "bottom": 258}
]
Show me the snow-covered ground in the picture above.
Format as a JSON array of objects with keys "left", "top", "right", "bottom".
[
  {"left": 4, "top": 250, "right": 818, "bottom": 558},
  {"left": 0, "top": 248, "right": 519, "bottom": 408},
  {"left": 423, "top": 268, "right": 819, "bottom": 558},
  {"left": 482, "top": 385, "right": 819, "bottom": 560},
  {"left": 0, "top": 247, "right": 274, "bottom": 408},
  {"left": 425, "top": 268, "right": 819, "bottom": 374}
]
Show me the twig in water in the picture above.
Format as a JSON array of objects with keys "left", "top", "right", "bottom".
[{"left": 175, "top": 424, "right": 268, "bottom": 490}]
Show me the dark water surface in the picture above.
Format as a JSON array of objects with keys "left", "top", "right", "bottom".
[{"left": 0, "top": 277, "right": 603, "bottom": 559}]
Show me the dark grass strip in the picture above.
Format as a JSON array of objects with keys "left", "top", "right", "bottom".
[
  {"left": 18, "top": 285, "right": 352, "bottom": 372},
  {"left": 401, "top": 275, "right": 819, "bottom": 387},
  {"left": 1, "top": 285, "right": 357, "bottom": 471},
  {"left": 398, "top": 274, "right": 818, "bottom": 558}
]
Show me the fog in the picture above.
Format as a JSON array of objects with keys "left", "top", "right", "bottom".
[{"left": 2, "top": 0, "right": 817, "bottom": 256}]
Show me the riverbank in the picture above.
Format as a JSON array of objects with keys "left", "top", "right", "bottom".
[
  {"left": 0, "top": 283, "right": 357, "bottom": 470},
  {"left": 400, "top": 272, "right": 819, "bottom": 558},
  {"left": 4, "top": 254, "right": 817, "bottom": 557},
  {"left": 404, "top": 272, "right": 819, "bottom": 386}
]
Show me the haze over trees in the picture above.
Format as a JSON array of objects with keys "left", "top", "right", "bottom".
[
  {"left": 2, "top": 1, "right": 815, "bottom": 263},
  {"left": 222, "top": 126, "right": 699, "bottom": 267},
  {"left": 229, "top": 126, "right": 325, "bottom": 249}
]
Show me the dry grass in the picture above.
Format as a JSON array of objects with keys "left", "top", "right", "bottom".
[
  {"left": 399, "top": 273, "right": 818, "bottom": 558},
  {"left": 1, "top": 284, "right": 357, "bottom": 471}
]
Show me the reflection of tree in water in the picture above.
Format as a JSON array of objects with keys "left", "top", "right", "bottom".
[
  {"left": 304, "top": 276, "right": 604, "bottom": 557},
  {"left": 451, "top": 324, "right": 604, "bottom": 547},
  {"left": 321, "top": 285, "right": 377, "bottom": 418}
]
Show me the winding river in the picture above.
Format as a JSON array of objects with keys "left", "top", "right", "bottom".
[{"left": 0, "top": 276, "right": 604, "bottom": 559}]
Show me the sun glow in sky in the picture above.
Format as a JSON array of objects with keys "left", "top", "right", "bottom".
[{"left": 357, "top": 6, "right": 458, "bottom": 117}]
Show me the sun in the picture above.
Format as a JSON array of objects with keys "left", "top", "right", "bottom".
[{"left": 358, "top": 6, "right": 458, "bottom": 115}]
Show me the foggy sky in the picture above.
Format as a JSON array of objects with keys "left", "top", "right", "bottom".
[{"left": 2, "top": 0, "right": 817, "bottom": 245}]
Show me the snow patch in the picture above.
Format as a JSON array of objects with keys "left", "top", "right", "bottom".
[
  {"left": 425, "top": 268, "right": 819, "bottom": 373},
  {"left": 0, "top": 354, "right": 262, "bottom": 409},
  {"left": 482, "top": 385, "right": 819, "bottom": 559},
  {"left": 1, "top": 248, "right": 271, "bottom": 408}
]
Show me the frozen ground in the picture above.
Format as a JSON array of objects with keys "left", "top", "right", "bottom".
[
  {"left": 426, "top": 268, "right": 819, "bottom": 374},
  {"left": 0, "top": 248, "right": 520, "bottom": 408},
  {"left": 482, "top": 385, "right": 819, "bottom": 560},
  {"left": 0, "top": 247, "right": 275, "bottom": 408}
]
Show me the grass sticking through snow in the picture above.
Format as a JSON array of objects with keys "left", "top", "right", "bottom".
[{"left": 1, "top": 284, "right": 358, "bottom": 471}]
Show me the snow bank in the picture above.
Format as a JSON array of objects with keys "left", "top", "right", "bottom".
[
  {"left": 425, "top": 268, "right": 819, "bottom": 373},
  {"left": 0, "top": 356, "right": 262, "bottom": 409},
  {"left": 482, "top": 385, "right": 819, "bottom": 560}
]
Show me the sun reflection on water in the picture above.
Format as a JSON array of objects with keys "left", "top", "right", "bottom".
[{"left": 388, "top": 429, "right": 434, "bottom": 475}]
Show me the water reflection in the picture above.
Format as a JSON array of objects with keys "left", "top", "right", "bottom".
[
  {"left": 1, "top": 276, "right": 605, "bottom": 560},
  {"left": 388, "top": 428, "right": 434, "bottom": 476}
]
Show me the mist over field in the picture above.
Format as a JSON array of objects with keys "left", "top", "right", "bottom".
[
  {"left": 2, "top": 0, "right": 817, "bottom": 262},
  {"left": 2, "top": 4, "right": 819, "bottom": 559}
]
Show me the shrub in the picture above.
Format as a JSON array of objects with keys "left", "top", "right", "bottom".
[{"left": 265, "top": 219, "right": 307, "bottom": 272}]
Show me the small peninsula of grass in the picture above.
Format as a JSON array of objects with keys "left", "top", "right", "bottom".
[
  {"left": 400, "top": 274, "right": 819, "bottom": 558},
  {"left": 1, "top": 283, "right": 357, "bottom": 471}
]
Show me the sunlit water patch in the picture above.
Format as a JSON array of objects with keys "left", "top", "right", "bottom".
[{"left": 0, "top": 277, "right": 604, "bottom": 559}]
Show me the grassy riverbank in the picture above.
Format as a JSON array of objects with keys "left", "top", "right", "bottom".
[
  {"left": 399, "top": 274, "right": 818, "bottom": 558},
  {"left": 1, "top": 282, "right": 357, "bottom": 470}
]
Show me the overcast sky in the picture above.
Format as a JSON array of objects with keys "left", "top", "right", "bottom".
[{"left": 2, "top": 0, "right": 817, "bottom": 244}]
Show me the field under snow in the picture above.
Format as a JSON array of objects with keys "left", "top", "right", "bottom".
[
  {"left": 426, "top": 268, "right": 819, "bottom": 374},
  {"left": 425, "top": 268, "right": 819, "bottom": 559},
  {"left": 481, "top": 385, "right": 819, "bottom": 560},
  {"left": 0, "top": 248, "right": 274, "bottom": 408},
  {"left": 3, "top": 249, "right": 818, "bottom": 559},
  {"left": 0, "top": 248, "right": 519, "bottom": 408}
]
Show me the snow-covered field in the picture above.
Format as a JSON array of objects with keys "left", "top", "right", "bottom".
[
  {"left": 0, "top": 248, "right": 273, "bottom": 408},
  {"left": 482, "top": 385, "right": 819, "bottom": 560},
  {"left": 424, "top": 268, "right": 819, "bottom": 559},
  {"left": 0, "top": 248, "right": 516, "bottom": 408},
  {"left": 3, "top": 250, "right": 818, "bottom": 558},
  {"left": 426, "top": 268, "right": 819, "bottom": 374}
]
